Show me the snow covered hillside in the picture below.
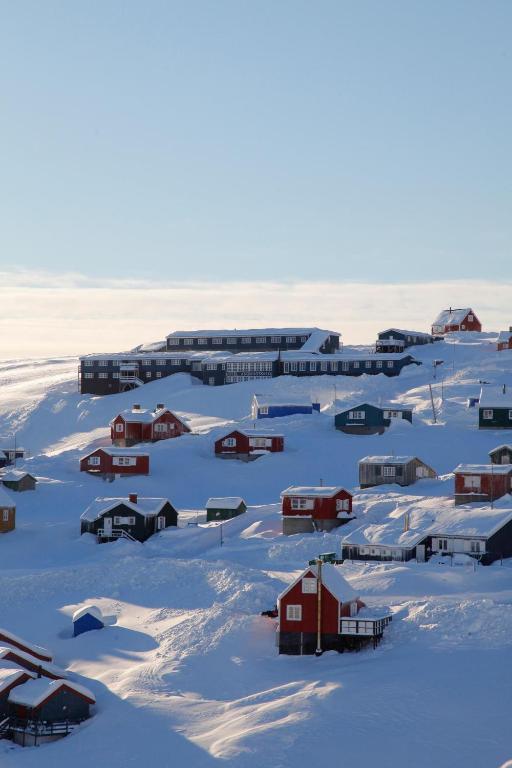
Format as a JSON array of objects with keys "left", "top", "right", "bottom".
[{"left": 0, "top": 336, "right": 511, "bottom": 767}]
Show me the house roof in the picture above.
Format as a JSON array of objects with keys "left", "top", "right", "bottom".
[
  {"left": 432, "top": 308, "right": 474, "bottom": 327},
  {"left": 111, "top": 406, "right": 184, "bottom": 425},
  {"left": 431, "top": 505, "right": 512, "bottom": 539},
  {"left": 166, "top": 327, "right": 339, "bottom": 339},
  {"left": 0, "top": 629, "right": 52, "bottom": 662},
  {"left": 479, "top": 386, "right": 512, "bottom": 409},
  {"left": 220, "top": 429, "right": 284, "bottom": 439},
  {"left": 489, "top": 445, "right": 512, "bottom": 455},
  {"left": 80, "top": 496, "right": 170, "bottom": 522},
  {"left": 8, "top": 678, "right": 95, "bottom": 708},
  {"left": 252, "top": 394, "right": 315, "bottom": 407},
  {"left": 359, "top": 455, "right": 417, "bottom": 465},
  {"left": 453, "top": 463, "right": 512, "bottom": 475},
  {"left": 0, "top": 469, "right": 36, "bottom": 482},
  {"left": 278, "top": 563, "right": 358, "bottom": 604},
  {"left": 206, "top": 497, "right": 245, "bottom": 509},
  {"left": 0, "top": 667, "right": 35, "bottom": 694},
  {"left": 343, "top": 516, "right": 433, "bottom": 549},
  {"left": 81, "top": 447, "right": 149, "bottom": 459},
  {"left": 72, "top": 605, "right": 103, "bottom": 623},
  {"left": 379, "top": 328, "right": 432, "bottom": 338},
  {"left": 0, "top": 648, "right": 66, "bottom": 678},
  {"left": 281, "top": 486, "right": 348, "bottom": 498},
  {"left": 497, "top": 331, "right": 512, "bottom": 343},
  {"left": 0, "top": 487, "right": 15, "bottom": 508}
]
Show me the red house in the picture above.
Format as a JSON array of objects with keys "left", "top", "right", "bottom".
[
  {"left": 277, "top": 562, "right": 391, "bottom": 654},
  {"left": 0, "top": 629, "right": 52, "bottom": 663},
  {"left": 453, "top": 463, "right": 512, "bottom": 505},
  {"left": 214, "top": 429, "right": 284, "bottom": 461},
  {"left": 80, "top": 447, "right": 149, "bottom": 476},
  {"left": 497, "top": 330, "right": 512, "bottom": 351},
  {"left": 281, "top": 486, "right": 354, "bottom": 535},
  {"left": 0, "top": 648, "right": 64, "bottom": 680},
  {"left": 431, "top": 307, "right": 481, "bottom": 335},
  {"left": 110, "top": 403, "right": 190, "bottom": 447}
]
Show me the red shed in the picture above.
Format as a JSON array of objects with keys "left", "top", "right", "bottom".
[
  {"left": 110, "top": 403, "right": 190, "bottom": 447},
  {"left": 497, "top": 330, "right": 512, "bottom": 351},
  {"left": 281, "top": 485, "right": 354, "bottom": 535},
  {"left": 214, "top": 429, "right": 284, "bottom": 460},
  {"left": 431, "top": 307, "right": 481, "bottom": 335},
  {"left": 80, "top": 447, "right": 149, "bottom": 476},
  {"left": 454, "top": 463, "right": 512, "bottom": 505},
  {"left": 276, "top": 562, "right": 390, "bottom": 654}
]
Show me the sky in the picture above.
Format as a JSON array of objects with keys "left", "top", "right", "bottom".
[{"left": 0, "top": 1, "right": 510, "bottom": 355}]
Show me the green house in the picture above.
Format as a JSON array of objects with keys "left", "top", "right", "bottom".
[
  {"left": 478, "top": 386, "right": 512, "bottom": 430},
  {"left": 206, "top": 496, "right": 247, "bottom": 522}
]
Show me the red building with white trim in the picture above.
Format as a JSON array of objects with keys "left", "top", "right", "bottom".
[
  {"left": 431, "top": 307, "right": 481, "bottom": 335},
  {"left": 453, "top": 463, "right": 512, "bottom": 505},
  {"left": 80, "top": 447, "right": 149, "bottom": 476},
  {"left": 281, "top": 486, "right": 354, "bottom": 535},
  {"left": 214, "top": 429, "right": 284, "bottom": 460},
  {"left": 110, "top": 403, "right": 190, "bottom": 447},
  {"left": 277, "top": 562, "right": 391, "bottom": 654}
]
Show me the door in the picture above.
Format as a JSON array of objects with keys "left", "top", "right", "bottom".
[
  {"left": 103, "top": 517, "right": 113, "bottom": 537},
  {"left": 157, "top": 516, "right": 166, "bottom": 530},
  {"left": 416, "top": 466, "right": 427, "bottom": 478}
]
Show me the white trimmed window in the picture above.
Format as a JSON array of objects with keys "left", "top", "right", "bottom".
[
  {"left": 84, "top": 361, "right": 93, "bottom": 367},
  {"left": 336, "top": 498, "right": 350, "bottom": 511},
  {"left": 197, "top": 338, "right": 207, "bottom": 345},
  {"left": 145, "top": 372, "right": 152, "bottom": 378},
  {"left": 156, "top": 372, "right": 162, "bottom": 378},
  {"left": 291, "top": 498, "right": 314, "bottom": 510},
  {"left": 286, "top": 336, "right": 296, "bottom": 343},
  {"left": 299, "top": 362, "right": 306, "bottom": 371},
  {"left": 302, "top": 578, "right": 317, "bottom": 593},
  {"left": 483, "top": 409, "right": 493, "bottom": 420},
  {"left": 300, "top": 336, "right": 307, "bottom": 342},
  {"left": 330, "top": 362, "right": 337, "bottom": 372},
  {"left": 206, "top": 363, "right": 217, "bottom": 371},
  {"left": 283, "top": 362, "right": 290, "bottom": 373},
  {"left": 154, "top": 423, "right": 169, "bottom": 433},
  {"left": 438, "top": 538, "right": 448, "bottom": 551},
  {"left": 2, "top": 510, "right": 9, "bottom": 522},
  {"left": 256, "top": 337, "right": 266, "bottom": 344},
  {"left": 212, "top": 337, "right": 223, "bottom": 344},
  {"left": 508, "top": 410, "right": 512, "bottom": 420},
  {"left": 113, "top": 516, "right": 136, "bottom": 525},
  {"left": 464, "top": 475, "right": 480, "bottom": 489},
  {"left": 365, "top": 360, "right": 371, "bottom": 369},
  {"left": 242, "top": 337, "right": 252, "bottom": 344},
  {"left": 222, "top": 437, "right": 237, "bottom": 447},
  {"left": 310, "top": 361, "right": 317, "bottom": 372},
  {"left": 84, "top": 373, "right": 94, "bottom": 379},
  {"left": 156, "top": 359, "right": 167, "bottom": 366},
  {"left": 342, "top": 361, "right": 349, "bottom": 371},
  {"left": 142, "top": 359, "right": 151, "bottom": 365},
  {"left": 115, "top": 423, "right": 124, "bottom": 432},
  {"left": 271, "top": 336, "right": 281, "bottom": 343},
  {"left": 113, "top": 457, "right": 136, "bottom": 466},
  {"left": 98, "top": 373, "right": 107, "bottom": 379},
  {"left": 468, "top": 314, "right": 474, "bottom": 322},
  {"left": 113, "top": 372, "right": 120, "bottom": 379},
  {"left": 259, "top": 406, "right": 269, "bottom": 415},
  {"left": 290, "top": 362, "right": 298, "bottom": 372},
  {"left": 349, "top": 411, "right": 365, "bottom": 420},
  {"left": 376, "top": 360, "right": 383, "bottom": 368},
  {"left": 321, "top": 361, "right": 327, "bottom": 371},
  {"left": 183, "top": 338, "right": 194, "bottom": 345},
  {"left": 470, "top": 540, "right": 481, "bottom": 553},
  {"left": 88, "top": 456, "right": 101, "bottom": 466},
  {"left": 353, "top": 361, "right": 360, "bottom": 369},
  {"left": 387, "top": 361, "right": 394, "bottom": 368},
  {"left": 99, "top": 360, "right": 107, "bottom": 366},
  {"left": 286, "top": 605, "right": 302, "bottom": 621},
  {"left": 382, "top": 466, "right": 396, "bottom": 477}
]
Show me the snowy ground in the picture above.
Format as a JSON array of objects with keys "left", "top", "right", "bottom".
[{"left": 0, "top": 335, "right": 511, "bottom": 767}]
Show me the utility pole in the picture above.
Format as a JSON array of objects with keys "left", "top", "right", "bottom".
[{"left": 429, "top": 384, "right": 437, "bottom": 424}]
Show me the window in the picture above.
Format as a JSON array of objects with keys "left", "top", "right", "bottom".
[
  {"left": 302, "top": 578, "right": 317, "bottom": 593},
  {"left": 310, "top": 362, "right": 317, "bottom": 372},
  {"left": 382, "top": 466, "right": 396, "bottom": 477},
  {"left": 365, "top": 360, "right": 372, "bottom": 369},
  {"left": 330, "top": 362, "right": 337, "bottom": 372},
  {"left": 99, "top": 360, "right": 108, "bottom": 366},
  {"left": 509, "top": 410, "right": 512, "bottom": 420},
  {"left": 271, "top": 336, "right": 281, "bottom": 344},
  {"left": 255, "top": 337, "right": 266, "bottom": 344},
  {"left": 141, "top": 359, "right": 151, "bottom": 365},
  {"left": 113, "top": 457, "right": 136, "bottom": 466},
  {"left": 242, "top": 337, "right": 252, "bottom": 344},
  {"left": 115, "top": 423, "right": 124, "bottom": 432},
  {"left": 222, "top": 437, "right": 237, "bottom": 447},
  {"left": 259, "top": 406, "right": 269, "bottom": 415},
  {"left": 84, "top": 373, "right": 94, "bottom": 379},
  {"left": 300, "top": 336, "right": 307, "bottom": 342},
  {"left": 84, "top": 360, "right": 93, "bottom": 367},
  {"left": 342, "top": 361, "right": 349, "bottom": 372},
  {"left": 291, "top": 498, "right": 314, "bottom": 510},
  {"left": 464, "top": 475, "right": 480, "bottom": 489},
  {"left": 376, "top": 360, "right": 383, "bottom": 369},
  {"left": 286, "top": 605, "right": 302, "bottom": 621},
  {"left": 183, "top": 338, "right": 194, "bottom": 345},
  {"left": 145, "top": 372, "right": 152, "bottom": 378},
  {"left": 249, "top": 437, "right": 271, "bottom": 448},
  {"left": 387, "top": 361, "right": 394, "bottom": 368},
  {"left": 468, "top": 314, "right": 474, "bottom": 322},
  {"left": 113, "top": 372, "right": 120, "bottom": 379},
  {"left": 206, "top": 363, "right": 217, "bottom": 371},
  {"left": 2, "top": 510, "right": 9, "bottom": 522},
  {"left": 470, "top": 540, "right": 481, "bottom": 553},
  {"left": 113, "top": 516, "right": 136, "bottom": 525},
  {"left": 353, "top": 361, "right": 360, "bottom": 369},
  {"left": 350, "top": 601, "right": 357, "bottom": 617},
  {"left": 286, "top": 336, "right": 296, "bottom": 343},
  {"left": 321, "top": 361, "right": 327, "bottom": 372},
  {"left": 154, "top": 423, "right": 168, "bottom": 433},
  {"left": 197, "top": 338, "right": 207, "bottom": 345},
  {"left": 209, "top": 377, "right": 216, "bottom": 386},
  {"left": 336, "top": 498, "right": 350, "bottom": 512},
  {"left": 299, "top": 362, "right": 306, "bottom": 371},
  {"left": 157, "top": 516, "right": 166, "bottom": 530},
  {"left": 168, "top": 338, "right": 179, "bottom": 345},
  {"left": 290, "top": 362, "right": 297, "bottom": 372},
  {"left": 88, "top": 456, "right": 101, "bottom": 466},
  {"left": 349, "top": 410, "right": 365, "bottom": 420},
  {"left": 438, "top": 538, "right": 448, "bottom": 551},
  {"left": 156, "top": 372, "right": 162, "bottom": 378},
  {"left": 212, "top": 337, "right": 223, "bottom": 344},
  {"left": 156, "top": 359, "right": 167, "bottom": 366},
  {"left": 283, "top": 362, "right": 290, "bottom": 373}
]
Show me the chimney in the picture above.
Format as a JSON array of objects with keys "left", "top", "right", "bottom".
[
  {"left": 156, "top": 403, "right": 165, "bottom": 411},
  {"left": 129, "top": 493, "right": 138, "bottom": 505},
  {"left": 133, "top": 404, "right": 141, "bottom": 410},
  {"left": 509, "top": 326, "right": 512, "bottom": 332}
]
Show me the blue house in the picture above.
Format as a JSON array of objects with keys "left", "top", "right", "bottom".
[
  {"left": 73, "top": 605, "right": 104, "bottom": 637},
  {"left": 335, "top": 403, "right": 413, "bottom": 435},
  {"left": 251, "top": 394, "right": 321, "bottom": 420}
]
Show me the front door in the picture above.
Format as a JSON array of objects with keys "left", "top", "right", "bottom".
[
  {"left": 103, "top": 517, "right": 113, "bottom": 537},
  {"left": 157, "top": 516, "right": 165, "bottom": 530}
]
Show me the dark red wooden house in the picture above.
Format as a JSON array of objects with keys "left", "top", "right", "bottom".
[
  {"left": 214, "top": 429, "right": 284, "bottom": 460},
  {"left": 281, "top": 486, "right": 354, "bottom": 535},
  {"left": 497, "top": 330, "right": 512, "bottom": 351},
  {"left": 277, "top": 562, "right": 391, "bottom": 654},
  {"left": 80, "top": 447, "right": 149, "bottom": 476},
  {"left": 0, "top": 648, "right": 64, "bottom": 680},
  {"left": 0, "top": 629, "right": 52, "bottom": 663},
  {"left": 453, "top": 463, "right": 512, "bottom": 505},
  {"left": 110, "top": 403, "right": 190, "bottom": 447},
  {"left": 431, "top": 307, "right": 481, "bottom": 335}
]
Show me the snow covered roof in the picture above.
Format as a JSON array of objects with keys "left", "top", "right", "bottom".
[
  {"left": 279, "top": 563, "right": 358, "bottom": 604},
  {"left": 112, "top": 406, "right": 175, "bottom": 424},
  {"left": 338, "top": 402, "right": 412, "bottom": 414},
  {"left": 379, "top": 328, "right": 432, "bottom": 338},
  {"left": 359, "top": 456, "right": 417, "bottom": 466},
  {"left": 206, "top": 497, "right": 245, "bottom": 509},
  {"left": 431, "top": 505, "right": 512, "bottom": 539},
  {"left": 0, "top": 629, "right": 52, "bottom": 662},
  {"left": 166, "top": 327, "right": 338, "bottom": 339},
  {"left": 298, "top": 329, "right": 335, "bottom": 352},
  {"left": 8, "top": 678, "right": 95, "bottom": 707},
  {"left": 432, "top": 308, "right": 474, "bottom": 327},
  {"left": 81, "top": 447, "right": 149, "bottom": 458},
  {"left": 72, "top": 605, "right": 103, "bottom": 623},
  {"left": 453, "top": 463, "right": 512, "bottom": 475},
  {"left": 343, "top": 517, "right": 432, "bottom": 549},
  {"left": 220, "top": 352, "right": 279, "bottom": 363},
  {"left": 497, "top": 331, "right": 512, "bottom": 343},
  {"left": 479, "top": 386, "right": 512, "bottom": 408},
  {"left": 253, "top": 394, "right": 315, "bottom": 407},
  {"left": 281, "top": 486, "right": 347, "bottom": 498},
  {"left": 489, "top": 445, "right": 512, "bottom": 454},
  {"left": 0, "top": 487, "right": 15, "bottom": 507},
  {"left": 0, "top": 647, "right": 66, "bottom": 678},
  {"left": 0, "top": 667, "right": 35, "bottom": 694},
  {"left": 221, "top": 429, "right": 283, "bottom": 438},
  {"left": 81, "top": 496, "right": 170, "bottom": 522},
  {"left": 0, "top": 469, "right": 36, "bottom": 482}
]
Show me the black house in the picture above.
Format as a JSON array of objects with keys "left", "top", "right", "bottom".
[
  {"left": 8, "top": 678, "right": 95, "bottom": 725},
  {"left": 335, "top": 403, "right": 413, "bottom": 435},
  {"left": 376, "top": 329, "right": 433, "bottom": 353},
  {"left": 80, "top": 493, "right": 178, "bottom": 543}
]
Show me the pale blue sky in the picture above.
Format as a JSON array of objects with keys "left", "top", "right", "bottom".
[{"left": 0, "top": 0, "right": 510, "bottom": 281}]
